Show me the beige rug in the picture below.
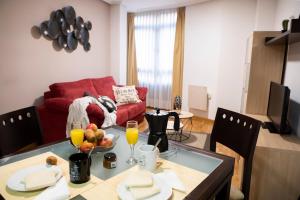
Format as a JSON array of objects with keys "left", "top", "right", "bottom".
[
  {"left": 141, "top": 129, "right": 210, "bottom": 150},
  {"left": 168, "top": 132, "right": 210, "bottom": 150}
]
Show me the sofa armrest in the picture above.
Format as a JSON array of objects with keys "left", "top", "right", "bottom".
[
  {"left": 44, "top": 97, "right": 72, "bottom": 113},
  {"left": 136, "top": 87, "right": 148, "bottom": 101}
]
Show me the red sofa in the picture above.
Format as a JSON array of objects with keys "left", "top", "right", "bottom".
[{"left": 38, "top": 76, "right": 147, "bottom": 144}]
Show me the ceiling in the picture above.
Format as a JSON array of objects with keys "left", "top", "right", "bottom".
[{"left": 102, "top": 0, "right": 211, "bottom": 12}]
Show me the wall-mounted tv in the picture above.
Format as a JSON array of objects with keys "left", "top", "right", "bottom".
[{"left": 263, "top": 82, "right": 291, "bottom": 134}]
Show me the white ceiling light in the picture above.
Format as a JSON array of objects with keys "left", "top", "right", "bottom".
[{"left": 102, "top": 0, "right": 211, "bottom": 12}]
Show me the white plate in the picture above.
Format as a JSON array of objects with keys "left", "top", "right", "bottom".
[
  {"left": 117, "top": 176, "right": 173, "bottom": 200},
  {"left": 7, "top": 164, "right": 63, "bottom": 191}
]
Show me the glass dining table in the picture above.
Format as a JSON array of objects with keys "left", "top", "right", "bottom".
[{"left": 0, "top": 126, "right": 234, "bottom": 200}]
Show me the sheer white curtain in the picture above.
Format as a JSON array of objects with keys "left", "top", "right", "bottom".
[{"left": 134, "top": 9, "right": 177, "bottom": 109}]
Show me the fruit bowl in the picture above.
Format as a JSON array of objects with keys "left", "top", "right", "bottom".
[
  {"left": 92, "top": 134, "right": 119, "bottom": 153},
  {"left": 72, "top": 135, "right": 118, "bottom": 153},
  {"left": 71, "top": 123, "right": 119, "bottom": 154}
]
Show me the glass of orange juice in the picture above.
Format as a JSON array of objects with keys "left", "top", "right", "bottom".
[
  {"left": 126, "top": 121, "right": 139, "bottom": 165},
  {"left": 70, "top": 123, "right": 84, "bottom": 151}
]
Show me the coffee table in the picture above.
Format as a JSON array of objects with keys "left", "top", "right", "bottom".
[
  {"left": 0, "top": 126, "right": 233, "bottom": 200},
  {"left": 167, "top": 111, "right": 194, "bottom": 142}
]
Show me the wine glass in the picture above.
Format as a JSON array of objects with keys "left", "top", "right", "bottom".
[
  {"left": 70, "top": 122, "right": 84, "bottom": 151},
  {"left": 126, "top": 121, "right": 139, "bottom": 165}
]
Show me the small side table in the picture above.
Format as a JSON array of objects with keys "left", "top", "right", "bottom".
[{"left": 167, "top": 111, "right": 194, "bottom": 142}]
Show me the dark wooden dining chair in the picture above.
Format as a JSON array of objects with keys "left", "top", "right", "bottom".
[
  {"left": 210, "top": 108, "right": 261, "bottom": 200},
  {"left": 0, "top": 106, "right": 43, "bottom": 159}
]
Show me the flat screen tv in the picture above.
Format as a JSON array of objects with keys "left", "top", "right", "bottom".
[{"left": 264, "top": 82, "right": 291, "bottom": 134}]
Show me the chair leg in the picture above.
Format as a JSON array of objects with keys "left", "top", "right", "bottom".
[{"left": 215, "top": 179, "right": 231, "bottom": 200}]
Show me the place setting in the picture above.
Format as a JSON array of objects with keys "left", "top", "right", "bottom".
[
  {"left": 5, "top": 155, "right": 69, "bottom": 200},
  {"left": 115, "top": 120, "right": 187, "bottom": 200}
]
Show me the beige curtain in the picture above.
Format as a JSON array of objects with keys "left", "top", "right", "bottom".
[
  {"left": 127, "top": 13, "right": 138, "bottom": 86},
  {"left": 172, "top": 7, "right": 185, "bottom": 106}
]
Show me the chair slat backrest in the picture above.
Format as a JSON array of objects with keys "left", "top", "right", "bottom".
[
  {"left": 0, "top": 106, "right": 43, "bottom": 158},
  {"left": 210, "top": 107, "right": 261, "bottom": 199}
]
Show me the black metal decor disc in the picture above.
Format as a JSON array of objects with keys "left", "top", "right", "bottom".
[
  {"left": 62, "top": 6, "right": 76, "bottom": 26},
  {"left": 84, "top": 21, "right": 92, "bottom": 30},
  {"left": 61, "top": 21, "right": 70, "bottom": 36},
  {"left": 40, "top": 21, "right": 48, "bottom": 36},
  {"left": 50, "top": 11, "right": 56, "bottom": 21},
  {"left": 75, "top": 16, "right": 84, "bottom": 29},
  {"left": 67, "top": 32, "right": 78, "bottom": 50},
  {"left": 83, "top": 42, "right": 91, "bottom": 51},
  {"left": 57, "top": 35, "right": 67, "bottom": 48},
  {"left": 47, "top": 20, "right": 60, "bottom": 39},
  {"left": 74, "top": 29, "right": 81, "bottom": 39},
  {"left": 55, "top": 9, "right": 65, "bottom": 23},
  {"left": 80, "top": 28, "right": 89, "bottom": 44}
]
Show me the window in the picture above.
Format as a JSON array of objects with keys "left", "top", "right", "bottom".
[{"left": 134, "top": 9, "right": 177, "bottom": 109}]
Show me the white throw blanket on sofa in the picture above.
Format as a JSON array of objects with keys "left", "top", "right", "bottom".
[{"left": 66, "top": 96, "right": 116, "bottom": 137}]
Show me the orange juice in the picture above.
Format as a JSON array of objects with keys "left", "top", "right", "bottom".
[
  {"left": 126, "top": 128, "right": 138, "bottom": 144},
  {"left": 70, "top": 129, "right": 84, "bottom": 147}
]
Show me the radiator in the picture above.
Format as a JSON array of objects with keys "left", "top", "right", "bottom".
[{"left": 188, "top": 85, "right": 208, "bottom": 111}]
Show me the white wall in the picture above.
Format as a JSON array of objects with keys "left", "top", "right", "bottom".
[
  {"left": 183, "top": 1, "right": 222, "bottom": 119},
  {"left": 254, "top": 0, "right": 277, "bottom": 31},
  {"left": 215, "top": 0, "right": 257, "bottom": 114},
  {"left": 183, "top": 0, "right": 257, "bottom": 119},
  {"left": 110, "top": 4, "right": 127, "bottom": 84},
  {"left": 0, "top": 0, "right": 111, "bottom": 114}
]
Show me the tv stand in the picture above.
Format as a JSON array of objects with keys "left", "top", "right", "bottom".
[
  {"left": 261, "top": 121, "right": 291, "bottom": 134},
  {"left": 247, "top": 114, "right": 300, "bottom": 200}
]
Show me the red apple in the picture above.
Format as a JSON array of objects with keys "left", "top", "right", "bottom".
[
  {"left": 86, "top": 123, "right": 98, "bottom": 132},
  {"left": 99, "top": 138, "right": 112, "bottom": 148}
]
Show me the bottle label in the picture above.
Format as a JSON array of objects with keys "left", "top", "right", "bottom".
[{"left": 110, "top": 161, "right": 117, "bottom": 168}]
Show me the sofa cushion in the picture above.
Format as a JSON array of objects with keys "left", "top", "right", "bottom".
[
  {"left": 86, "top": 104, "right": 105, "bottom": 122},
  {"left": 136, "top": 87, "right": 148, "bottom": 101},
  {"left": 91, "top": 76, "right": 116, "bottom": 100},
  {"left": 118, "top": 101, "right": 146, "bottom": 120},
  {"left": 113, "top": 85, "right": 141, "bottom": 105},
  {"left": 49, "top": 79, "right": 98, "bottom": 100}
]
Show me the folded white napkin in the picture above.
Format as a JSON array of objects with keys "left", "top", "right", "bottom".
[
  {"left": 124, "top": 171, "right": 153, "bottom": 188},
  {"left": 34, "top": 177, "right": 70, "bottom": 200},
  {"left": 154, "top": 171, "right": 186, "bottom": 192},
  {"left": 129, "top": 184, "right": 160, "bottom": 200},
  {"left": 24, "top": 170, "right": 58, "bottom": 191}
]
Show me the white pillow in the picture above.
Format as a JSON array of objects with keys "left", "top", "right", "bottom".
[{"left": 113, "top": 85, "right": 141, "bottom": 105}]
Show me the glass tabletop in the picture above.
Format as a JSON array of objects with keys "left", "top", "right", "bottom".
[{"left": 0, "top": 126, "right": 222, "bottom": 180}]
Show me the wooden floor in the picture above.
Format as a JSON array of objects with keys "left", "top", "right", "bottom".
[{"left": 138, "top": 115, "right": 242, "bottom": 189}]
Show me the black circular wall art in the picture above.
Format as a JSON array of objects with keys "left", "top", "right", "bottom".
[{"left": 37, "top": 5, "right": 92, "bottom": 52}]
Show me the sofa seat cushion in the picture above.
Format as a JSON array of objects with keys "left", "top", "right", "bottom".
[
  {"left": 91, "top": 76, "right": 116, "bottom": 101},
  {"left": 44, "top": 98, "right": 72, "bottom": 113},
  {"left": 116, "top": 106, "right": 129, "bottom": 125},
  {"left": 49, "top": 79, "right": 98, "bottom": 100},
  {"left": 118, "top": 101, "right": 146, "bottom": 120}
]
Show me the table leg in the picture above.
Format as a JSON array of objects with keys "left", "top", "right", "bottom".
[{"left": 215, "top": 179, "right": 231, "bottom": 200}]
